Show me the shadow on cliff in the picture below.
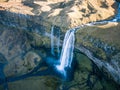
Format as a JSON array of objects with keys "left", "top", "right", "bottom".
[
  {"left": 5, "top": 0, "right": 116, "bottom": 29},
  {"left": 0, "top": 9, "right": 68, "bottom": 86},
  {"left": 38, "top": 0, "right": 116, "bottom": 27},
  {"left": 22, "top": 0, "right": 41, "bottom": 14}
]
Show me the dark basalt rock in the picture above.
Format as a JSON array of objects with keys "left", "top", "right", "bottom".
[{"left": 0, "top": 53, "right": 8, "bottom": 64}]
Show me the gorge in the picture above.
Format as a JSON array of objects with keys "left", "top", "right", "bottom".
[{"left": 0, "top": 0, "right": 120, "bottom": 90}]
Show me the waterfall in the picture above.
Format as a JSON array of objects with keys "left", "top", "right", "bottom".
[
  {"left": 57, "top": 28, "right": 60, "bottom": 57},
  {"left": 56, "top": 29, "right": 75, "bottom": 73},
  {"left": 55, "top": 21, "right": 108, "bottom": 76},
  {"left": 53, "top": 13, "right": 119, "bottom": 77},
  {"left": 51, "top": 26, "right": 55, "bottom": 55},
  {"left": 51, "top": 26, "right": 60, "bottom": 56}
]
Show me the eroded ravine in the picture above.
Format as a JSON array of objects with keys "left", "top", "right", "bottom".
[{"left": 0, "top": 0, "right": 120, "bottom": 90}]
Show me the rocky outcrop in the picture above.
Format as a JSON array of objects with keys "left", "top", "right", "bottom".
[
  {"left": 0, "top": 0, "right": 117, "bottom": 28},
  {"left": 0, "top": 24, "right": 53, "bottom": 77},
  {"left": 75, "top": 22, "right": 120, "bottom": 84}
]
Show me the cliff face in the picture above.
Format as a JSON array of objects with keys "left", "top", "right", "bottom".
[
  {"left": 0, "top": 0, "right": 117, "bottom": 28},
  {"left": 75, "top": 22, "right": 120, "bottom": 84},
  {"left": 0, "top": 0, "right": 120, "bottom": 88}
]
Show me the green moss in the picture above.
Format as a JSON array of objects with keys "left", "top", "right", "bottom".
[
  {"left": 95, "top": 49, "right": 107, "bottom": 60},
  {"left": 39, "top": 67, "right": 48, "bottom": 71},
  {"left": 102, "top": 81, "right": 119, "bottom": 90},
  {"left": 30, "top": 33, "right": 43, "bottom": 47},
  {"left": 44, "top": 76, "right": 59, "bottom": 90},
  {"left": 74, "top": 53, "right": 92, "bottom": 83},
  {"left": 27, "top": 32, "right": 51, "bottom": 48},
  {"left": 35, "top": 38, "right": 43, "bottom": 47},
  {"left": 75, "top": 53, "right": 92, "bottom": 72},
  {"left": 42, "top": 37, "right": 51, "bottom": 48},
  {"left": 0, "top": 85, "right": 4, "bottom": 90},
  {"left": 8, "top": 76, "right": 56, "bottom": 90},
  {"left": 92, "top": 80, "right": 103, "bottom": 90},
  {"left": 76, "top": 32, "right": 109, "bottom": 60}
]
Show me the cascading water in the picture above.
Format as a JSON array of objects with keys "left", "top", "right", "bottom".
[
  {"left": 56, "top": 29, "right": 75, "bottom": 76},
  {"left": 51, "top": 26, "right": 55, "bottom": 55},
  {"left": 57, "top": 28, "right": 60, "bottom": 57},
  {"left": 51, "top": 26, "right": 60, "bottom": 56},
  {"left": 55, "top": 22, "right": 109, "bottom": 77}
]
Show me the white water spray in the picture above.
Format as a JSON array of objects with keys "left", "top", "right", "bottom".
[
  {"left": 54, "top": 4, "right": 120, "bottom": 76},
  {"left": 55, "top": 21, "right": 113, "bottom": 76},
  {"left": 56, "top": 29, "right": 75, "bottom": 73},
  {"left": 57, "top": 29, "right": 60, "bottom": 57},
  {"left": 51, "top": 26, "right": 60, "bottom": 56},
  {"left": 51, "top": 26, "right": 55, "bottom": 55}
]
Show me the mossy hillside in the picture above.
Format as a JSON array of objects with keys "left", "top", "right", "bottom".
[
  {"left": 55, "top": 52, "right": 119, "bottom": 90},
  {"left": 76, "top": 22, "right": 120, "bottom": 48},
  {"left": 6, "top": 76, "right": 59, "bottom": 90},
  {"left": 75, "top": 22, "right": 120, "bottom": 60},
  {"left": 75, "top": 53, "right": 92, "bottom": 72},
  {"left": 0, "top": 26, "right": 48, "bottom": 77}
]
